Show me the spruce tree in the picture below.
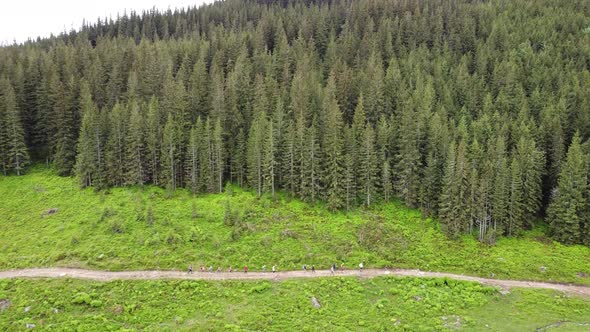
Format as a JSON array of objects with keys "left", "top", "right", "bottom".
[
  {"left": 74, "top": 82, "right": 98, "bottom": 187},
  {"left": 161, "top": 113, "right": 179, "bottom": 193},
  {"left": 548, "top": 133, "right": 587, "bottom": 244},
  {"left": 187, "top": 124, "right": 200, "bottom": 193},
  {"left": 146, "top": 97, "right": 162, "bottom": 185},
  {"left": 105, "top": 102, "right": 128, "bottom": 186},
  {"left": 301, "top": 117, "right": 322, "bottom": 203},
  {"left": 125, "top": 101, "right": 145, "bottom": 185},
  {"left": 360, "top": 125, "right": 378, "bottom": 206},
  {"left": 247, "top": 112, "right": 266, "bottom": 197},
  {"left": 1, "top": 79, "right": 29, "bottom": 175},
  {"left": 322, "top": 77, "right": 345, "bottom": 211}
]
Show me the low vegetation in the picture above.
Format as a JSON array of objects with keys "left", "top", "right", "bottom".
[
  {"left": 1, "top": 167, "right": 589, "bottom": 286},
  {"left": 1, "top": 276, "right": 590, "bottom": 331}
]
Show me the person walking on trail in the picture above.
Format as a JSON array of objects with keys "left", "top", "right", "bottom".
[
  {"left": 216, "top": 267, "right": 222, "bottom": 273},
  {"left": 188, "top": 265, "right": 193, "bottom": 274},
  {"left": 330, "top": 265, "right": 335, "bottom": 275},
  {"left": 228, "top": 266, "right": 233, "bottom": 273},
  {"left": 303, "top": 265, "right": 307, "bottom": 272},
  {"left": 208, "top": 266, "right": 213, "bottom": 273},
  {"left": 359, "top": 262, "right": 364, "bottom": 272},
  {"left": 244, "top": 265, "right": 248, "bottom": 273},
  {"left": 272, "top": 265, "right": 276, "bottom": 273},
  {"left": 340, "top": 263, "right": 345, "bottom": 272},
  {"left": 262, "top": 265, "right": 266, "bottom": 272},
  {"left": 200, "top": 266, "right": 205, "bottom": 272},
  {"left": 311, "top": 265, "right": 315, "bottom": 273}
]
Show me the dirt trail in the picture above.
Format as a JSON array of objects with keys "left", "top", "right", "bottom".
[{"left": 0, "top": 268, "right": 588, "bottom": 296}]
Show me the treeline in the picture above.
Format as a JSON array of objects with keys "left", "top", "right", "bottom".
[{"left": 1, "top": 0, "right": 590, "bottom": 245}]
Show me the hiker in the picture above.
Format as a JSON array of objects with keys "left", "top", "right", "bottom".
[
  {"left": 200, "top": 266, "right": 205, "bottom": 272},
  {"left": 272, "top": 265, "right": 276, "bottom": 273},
  {"left": 340, "top": 263, "right": 345, "bottom": 272},
  {"left": 188, "top": 265, "right": 193, "bottom": 274},
  {"left": 216, "top": 267, "right": 222, "bottom": 273},
  {"left": 303, "top": 264, "right": 307, "bottom": 272},
  {"left": 228, "top": 266, "right": 233, "bottom": 273},
  {"left": 311, "top": 265, "right": 315, "bottom": 273},
  {"left": 330, "top": 265, "right": 335, "bottom": 275},
  {"left": 262, "top": 265, "right": 266, "bottom": 272},
  {"left": 244, "top": 265, "right": 248, "bottom": 273},
  {"left": 208, "top": 265, "right": 213, "bottom": 273},
  {"left": 359, "top": 262, "right": 364, "bottom": 272}
]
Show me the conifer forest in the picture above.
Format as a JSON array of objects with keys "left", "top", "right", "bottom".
[{"left": 1, "top": 0, "right": 590, "bottom": 246}]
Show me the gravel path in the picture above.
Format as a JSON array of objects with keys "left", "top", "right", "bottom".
[{"left": 1, "top": 268, "right": 589, "bottom": 297}]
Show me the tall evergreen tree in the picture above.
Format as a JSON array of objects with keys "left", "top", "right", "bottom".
[
  {"left": 322, "top": 77, "right": 345, "bottom": 210},
  {"left": 125, "top": 101, "right": 145, "bottom": 185},
  {"left": 1, "top": 79, "right": 29, "bottom": 175},
  {"left": 548, "top": 133, "right": 587, "bottom": 244}
]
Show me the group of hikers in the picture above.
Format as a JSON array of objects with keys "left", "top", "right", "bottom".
[
  {"left": 187, "top": 262, "right": 364, "bottom": 274},
  {"left": 303, "top": 262, "right": 364, "bottom": 275}
]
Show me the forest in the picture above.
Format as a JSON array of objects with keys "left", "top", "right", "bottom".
[{"left": 0, "top": 0, "right": 590, "bottom": 245}]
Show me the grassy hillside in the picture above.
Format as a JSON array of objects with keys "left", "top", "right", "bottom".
[
  {"left": 1, "top": 167, "right": 589, "bottom": 285},
  {"left": 1, "top": 276, "right": 590, "bottom": 331}
]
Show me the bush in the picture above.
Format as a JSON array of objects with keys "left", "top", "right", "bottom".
[{"left": 110, "top": 220, "right": 125, "bottom": 234}]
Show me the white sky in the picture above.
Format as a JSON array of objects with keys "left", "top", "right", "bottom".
[{"left": 0, "top": 0, "right": 215, "bottom": 45}]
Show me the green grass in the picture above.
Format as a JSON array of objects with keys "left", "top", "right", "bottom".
[
  {"left": 1, "top": 276, "right": 589, "bottom": 331},
  {"left": 1, "top": 166, "right": 589, "bottom": 285}
]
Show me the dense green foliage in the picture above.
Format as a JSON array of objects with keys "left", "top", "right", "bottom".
[
  {"left": 2, "top": 167, "right": 590, "bottom": 285},
  {"left": 1, "top": 0, "right": 590, "bottom": 245},
  {"left": 1, "top": 277, "right": 590, "bottom": 331}
]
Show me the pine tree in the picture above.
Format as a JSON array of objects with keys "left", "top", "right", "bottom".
[
  {"left": 1, "top": 79, "right": 29, "bottom": 175},
  {"left": 187, "top": 123, "right": 200, "bottom": 193},
  {"left": 396, "top": 105, "right": 421, "bottom": 208},
  {"left": 282, "top": 119, "right": 299, "bottom": 195},
  {"left": 262, "top": 121, "right": 277, "bottom": 198},
  {"left": 247, "top": 112, "right": 266, "bottom": 197},
  {"left": 343, "top": 127, "right": 356, "bottom": 211},
  {"left": 212, "top": 119, "right": 224, "bottom": 193},
  {"left": 507, "top": 157, "right": 524, "bottom": 236},
  {"left": 125, "top": 101, "right": 145, "bottom": 185},
  {"left": 322, "top": 77, "right": 345, "bottom": 211},
  {"left": 105, "top": 102, "right": 128, "bottom": 186},
  {"left": 301, "top": 117, "right": 322, "bottom": 203},
  {"left": 548, "top": 133, "right": 587, "bottom": 244},
  {"left": 513, "top": 131, "right": 545, "bottom": 229},
  {"left": 74, "top": 82, "right": 98, "bottom": 187},
  {"left": 352, "top": 95, "right": 367, "bottom": 202},
  {"left": 161, "top": 113, "right": 179, "bottom": 193},
  {"left": 52, "top": 76, "right": 77, "bottom": 176},
  {"left": 440, "top": 140, "right": 470, "bottom": 237},
  {"left": 146, "top": 97, "right": 162, "bottom": 185},
  {"left": 491, "top": 136, "right": 510, "bottom": 235},
  {"left": 360, "top": 125, "right": 378, "bottom": 206},
  {"left": 232, "top": 128, "right": 246, "bottom": 187}
]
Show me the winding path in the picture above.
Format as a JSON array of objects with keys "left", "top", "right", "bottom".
[{"left": 1, "top": 268, "right": 589, "bottom": 297}]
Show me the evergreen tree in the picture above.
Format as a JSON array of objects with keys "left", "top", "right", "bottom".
[
  {"left": 507, "top": 157, "right": 524, "bottom": 236},
  {"left": 322, "top": 77, "right": 345, "bottom": 211},
  {"left": 74, "top": 82, "right": 98, "bottom": 187},
  {"left": 301, "top": 117, "right": 322, "bottom": 203},
  {"left": 187, "top": 123, "right": 200, "bottom": 193},
  {"left": 161, "top": 113, "right": 179, "bottom": 193},
  {"left": 247, "top": 112, "right": 266, "bottom": 197},
  {"left": 212, "top": 119, "right": 224, "bottom": 193},
  {"left": 125, "top": 101, "right": 145, "bottom": 185},
  {"left": 548, "top": 133, "right": 587, "bottom": 244},
  {"left": 263, "top": 121, "right": 277, "bottom": 198},
  {"left": 146, "top": 97, "right": 162, "bottom": 185},
  {"left": 360, "top": 125, "right": 378, "bottom": 206},
  {"left": 105, "top": 102, "right": 128, "bottom": 186},
  {"left": 1, "top": 79, "right": 29, "bottom": 175}
]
